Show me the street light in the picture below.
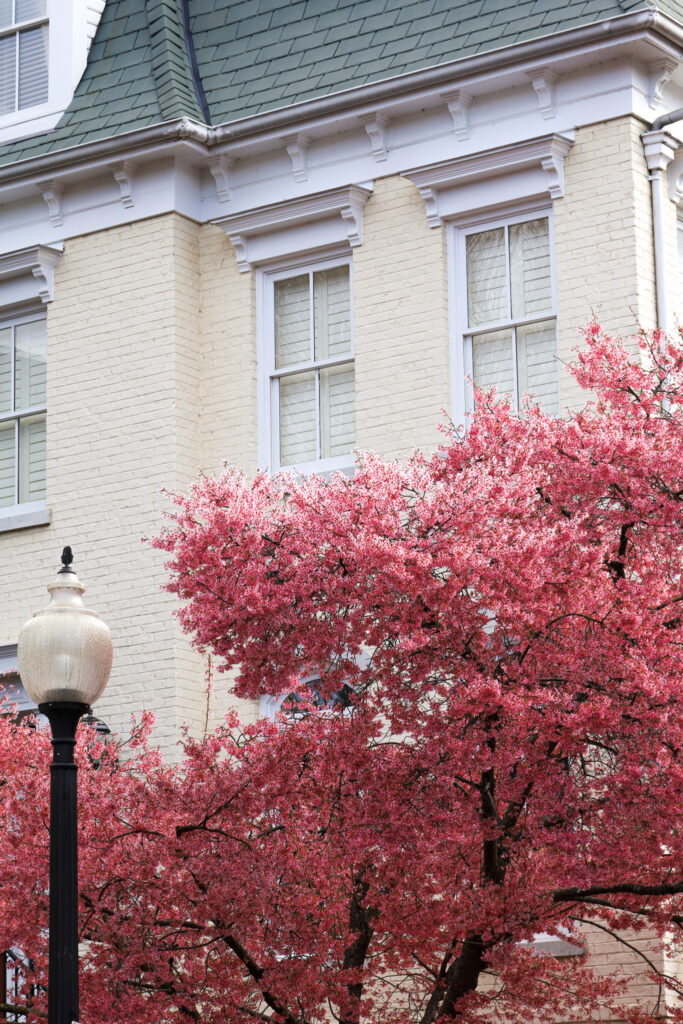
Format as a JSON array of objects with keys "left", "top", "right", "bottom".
[{"left": 17, "top": 548, "right": 113, "bottom": 1024}]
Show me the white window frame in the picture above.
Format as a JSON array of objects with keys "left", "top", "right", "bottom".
[
  {"left": 449, "top": 202, "right": 558, "bottom": 427},
  {"left": 257, "top": 249, "right": 355, "bottom": 475},
  {"left": 0, "top": 1, "right": 48, "bottom": 120},
  {"left": 0, "top": 308, "right": 49, "bottom": 531}
]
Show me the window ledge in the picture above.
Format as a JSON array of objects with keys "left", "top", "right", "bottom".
[{"left": 0, "top": 503, "right": 50, "bottom": 533}]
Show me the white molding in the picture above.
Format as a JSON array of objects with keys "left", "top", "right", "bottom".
[
  {"left": 207, "top": 153, "right": 235, "bottom": 203},
  {"left": 442, "top": 89, "right": 473, "bottom": 141},
  {"left": 37, "top": 179, "right": 63, "bottom": 227},
  {"left": 0, "top": 244, "right": 63, "bottom": 304},
  {"left": 0, "top": 502, "right": 50, "bottom": 532},
  {"left": 213, "top": 184, "right": 373, "bottom": 272},
  {"left": 360, "top": 112, "right": 389, "bottom": 162},
  {"left": 111, "top": 160, "right": 135, "bottom": 208},
  {"left": 404, "top": 133, "right": 573, "bottom": 227},
  {"left": 282, "top": 132, "right": 310, "bottom": 182}
]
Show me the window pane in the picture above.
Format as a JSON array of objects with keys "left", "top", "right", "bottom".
[
  {"left": 509, "top": 218, "right": 552, "bottom": 319},
  {"left": 16, "top": 0, "right": 47, "bottom": 20},
  {"left": 0, "top": 421, "right": 14, "bottom": 507},
  {"left": 14, "top": 319, "right": 46, "bottom": 410},
  {"left": 0, "top": 328, "right": 11, "bottom": 415},
  {"left": 472, "top": 329, "right": 514, "bottom": 401},
  {"left": 314, "top": 266, "right": 351, "bottom": 360},
  {"left": 516, "top": 320, "right": 558, "bottom": 414},
  {"left": 0, "top": 34, "right": 16, "bottom": 115},
  {"left": 18, "top": 413, "right": 45, "bottom": 503},
  {"left": 18, "top": 24, "right": 48, "bottom": 109},
  {"left": 275, "top": 275, "right": 310, "bottom": 368},
  {"left": 320, "top": 363, "right": 354, "bottom": 459},
  {"left": 466, "top": 228, "right": 507, "bottom": 327},
  {"left": 0, "top": 0, "right": 12, "bottom": 29},
  {"left": 279, "top": 371, "right": 316, "bottom": 466}
]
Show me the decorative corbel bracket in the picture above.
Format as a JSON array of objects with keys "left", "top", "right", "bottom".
[
  {"left": 213, "top": 184, "right": 373, "bottom": 273},
  {"left": 208, "top": 153, "right": 235, "bottom": 203},
  {"left": 442, "top": 89, "right": 473, "bottom": 141},
  {"left": 526, "top": 67, "right": 557, "bottom": 120},
  {"left": 282, "top": 132, "right": 310, "bottom": 182},
  {"left": 228, "top": 233, "right": 249, "bottom": 273},
  {"left": 648, "top": 60, "right": 676, "bottom": 110},
  {"left": 0, "top": 244, "right": 63, "bottom": 304},
  {"left": 360, "top": 113, "right": 389, "bottom": 162},
  {"left": 110, "top": 160, "right": 135, "bottom": 208},
  {"left": 37, "top": 180, "right": 63, "bottom": 228}
]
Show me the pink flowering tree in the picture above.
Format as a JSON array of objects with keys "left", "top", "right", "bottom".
[{"left": 1, "top": 325, "right": 683, "bottom": 1024}]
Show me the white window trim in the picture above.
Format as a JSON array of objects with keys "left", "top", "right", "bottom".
[
  {"left": 0, "top": 307, "right": 49, "bottom": 531},
  {"left": 257, "top": 248, "right": 355, "bottom": 475},
  {"left": 448, "top": 202, "right": 558, "bottom": 427}
]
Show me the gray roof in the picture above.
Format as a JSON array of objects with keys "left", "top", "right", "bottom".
[{"left": 0, "top": 0, "right": 681, "bottom": 168}]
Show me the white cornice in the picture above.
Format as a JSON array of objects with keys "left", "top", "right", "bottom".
[
  {"left": 403, "top": 133, "right": 574, "bottom": 226},
  {"left": 212, "top": 184, "right": 373, "bottom": 272},
  {"left": 0, "top": 244, "right": 63, "bottom": 304}
]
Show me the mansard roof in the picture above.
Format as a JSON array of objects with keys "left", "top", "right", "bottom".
[{"left": 0, "top": 0, "right": 682, "bottom": 168}]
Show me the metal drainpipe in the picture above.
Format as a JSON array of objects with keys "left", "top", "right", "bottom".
[{"left": 642, "top": 110, "right": 683, "bottom": 333}]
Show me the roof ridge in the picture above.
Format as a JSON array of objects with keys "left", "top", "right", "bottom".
[{"left": 146, "top": 0, "right": 206, "bottom": 123}]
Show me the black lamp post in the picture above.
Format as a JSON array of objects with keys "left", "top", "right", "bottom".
[{"left": 17, "top": 549, "right": 113, "bottom": 1024}]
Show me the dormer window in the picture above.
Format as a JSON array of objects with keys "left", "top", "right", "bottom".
[{"left": 0, "top": 0, "right": 48, "bottom": 115}]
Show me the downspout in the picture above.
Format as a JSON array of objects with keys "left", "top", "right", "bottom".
[{"left": 642, "top": 120, "right": 681, "bottom": 333}]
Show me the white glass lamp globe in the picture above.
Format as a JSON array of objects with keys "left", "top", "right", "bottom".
[{"left": 17, "top": 552, "right": 113, "bottom": 708}]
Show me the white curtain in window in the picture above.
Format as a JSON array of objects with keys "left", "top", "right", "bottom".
[
  {"left": 314, "top": 266, "right": 351, "bottom": 360},
  {"left": 275, "top": 275, "right": 310, "bottom": 368},
  {"left": 516, "top": 320, "right": 558, "bottom": 414},
  {"left": 509, "top": 219, "right": 551, "bottom": 319},
  {"left": 279, "top": 371, "right": 316, "bottom": 466},
  {"left": 14, "top": 319, "right": 46, "bottom": 410},
  {"left": 18, "top": 23, "right": 48, "bottom": 109},
  {"left": 472, "top": 329, "right": 514, "bottom": 399},
  {"left": 466, "top": 228, "right": 507, "bottom": 327},
  {"left": 320, "top": 364, "right": 354, "bottom": 458}
]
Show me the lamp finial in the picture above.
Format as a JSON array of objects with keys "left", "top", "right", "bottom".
[{"left": 59, "top": 546, "right": 74, "bottom": 574}]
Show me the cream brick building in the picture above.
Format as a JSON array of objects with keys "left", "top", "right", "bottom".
[
  {"left": 0, "top": 0, "right": 681, "bottom": 1015},
  {"left": 0, "top": 0, "right": 682, "bottom": 745}
]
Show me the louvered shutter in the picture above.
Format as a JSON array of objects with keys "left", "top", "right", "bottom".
[
  {"left": 0, "top": 328, "right": 11, "bottom": 415},
  {"left": 466, "top": 228, "right": 507, "bottom": 327},
  {"left": 0, "top": 0, "right": 11, "bottom": 29},
  {"left": 18, "top": 24, "right": 47, "bottom": 109},
  {"left": 0, "top": 34, "right": 15, "bottom": 114},
  {"left": 320, "top": 364, "right": 355, "bottom": 459},
  {"left": 314, "top": 266, "right": 351, "bottom": 359},
  {"left": 0, "top": 422, "right": 14, "bottom": 508},
  {"left": 16, "top": 0, "right": 47, "bottom": 20},
  {"left": 279, "top": 372, "right": 316, "bottom": 466},
  {"left": 18, "top": 413, "right": 45, "bottom": 502},
  {"left": 275, "top": 275, "right": 310, "bottom": 369}
]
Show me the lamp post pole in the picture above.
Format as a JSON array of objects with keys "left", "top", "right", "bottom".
[{"left": 18, "top": 549, "right": 113, "bottom": 1024}]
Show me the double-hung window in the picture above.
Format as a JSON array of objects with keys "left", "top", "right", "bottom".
[
  {"left": 0, "top": 314, "right": 46, "bottom": 510},
  {"left": 0, "top": 0, "right": 48, "bottom": 115},
  {"left": 458, "top": 212, "right": 558, "bottom": 415},
  {"left": 262, "top": 258, "right": 355, "bottom": 473}
]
